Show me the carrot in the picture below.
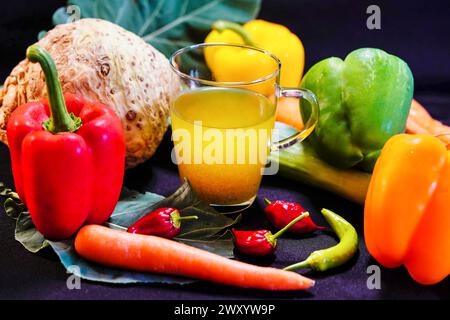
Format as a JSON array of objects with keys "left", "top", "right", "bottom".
[
  {"left": 406, "top": 99, "right": 450, "bottom": 145},
  {"left": 75, "top": 225, "right": 314, "bottom": 291},
  {"left": 276, "top": 97, "right": 304, "bottom": 130}
]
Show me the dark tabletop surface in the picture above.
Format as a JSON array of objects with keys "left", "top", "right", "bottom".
[{"left": 1, "top": 0, "right": 449, "bottom": 300}]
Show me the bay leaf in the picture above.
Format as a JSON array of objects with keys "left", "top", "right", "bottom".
[
  {"left": 1, "top": 182, "right": 25, "bottom": 219},
  {"left": 177, "top": 230, "right": 235, "bottom": 258},
  {"left": 108, "top": 187, "right": 164, "bottom": 228},
  {"left": 3, "top": 198, "right": 26, "bottom": 220},
  {"left": 14, "top": 212, "right": 49, "bottom": 253}
]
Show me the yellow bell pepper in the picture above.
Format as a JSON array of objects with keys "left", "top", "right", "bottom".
[
  {"left": 204, "top": 19, "right": 305, "bottom": 88},
  {"left": 364, "top": 134, "right": 450, "bottom": 285}
]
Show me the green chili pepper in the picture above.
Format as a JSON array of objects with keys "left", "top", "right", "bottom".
[{"left": 283, "top": 208, "right": 358, "bottom": 272}]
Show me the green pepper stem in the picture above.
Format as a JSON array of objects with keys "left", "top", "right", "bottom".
[
  {"left": 177, "top": 216, "right": 199, "bottom": 221},
  {"left": 263, "top": 198, "right": 272, "bottom": 206},
  {"left": 212, "top": 20, "right": 256, "bottom": 46},
  {"left": 171, "top": 210, "right": 198, "bottom": 229},
  {"left": 270, "top": 212, "right": 310, "bottom": 241},
  {"left": 26, "top": 45, "right": 81, "bottom": 134},
  {"left": 283, "top": 260, "right": 311, "bottom": 271}
]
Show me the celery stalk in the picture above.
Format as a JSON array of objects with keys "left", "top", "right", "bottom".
[{"left": 270, "top": 142, "right": 371, "bottom": 205}]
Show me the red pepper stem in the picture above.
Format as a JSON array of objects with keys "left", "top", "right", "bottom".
[
  {"left": 26, "top": 45, "right": 81, "bottom": 134},
  {"left": 212, "top": 20, "right": 256, "bottom": 47},
  {"left": 270, "top": 212, "right": 310, "bottom": 241},
  {"left": 263, "top": 198, "right": 272, "bottom": 206}
]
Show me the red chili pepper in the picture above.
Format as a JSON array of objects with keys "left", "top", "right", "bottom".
[
  {"left": 233, "top": 212, "right": 309, "bottom": 256},
  {"left": 7, "top": 45, "right": 125, "bottom": 240},
  {"left": 128, "top": 208, "right": 198, "bottom": 239},
  {"left": 264, "top": 198, "right": 326, "bottom": 234}
]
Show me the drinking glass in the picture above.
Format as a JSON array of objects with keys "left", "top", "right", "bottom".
[{"left": 170, "top": 43, "right": 319, "bottom": 207}]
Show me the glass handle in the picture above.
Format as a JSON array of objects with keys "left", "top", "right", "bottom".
[{"left": 271, "top": 86, "right": 320, "bottom": 151}]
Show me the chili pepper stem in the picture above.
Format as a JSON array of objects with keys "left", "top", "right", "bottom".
[
  {"left": 213, "top": 20, "right": 256, "bottom": 47},
  {"left": 265, "top": 212, "right": 310, "bottom": 246},
  {"left": 270, "top": 212, "right": 310, "bottom": 240},
  {"left": 26, "top": 45, "right": 82, "bottom": 134},
  {"left": 177, "top": 216, "right": 199, "bottom": 221},
  {"left": 263, "top": 198, "right": 272, "bottom": 206},
  {"left": 283, "top": 260, "right": 311, "bottom": 271},
  {"left": 170, "top": 210, "right": 198, "bottom": 229}
]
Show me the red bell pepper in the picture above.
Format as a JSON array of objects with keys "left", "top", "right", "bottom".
[{"left": 7, "top": 45, "right": 125, "bottom": 240}]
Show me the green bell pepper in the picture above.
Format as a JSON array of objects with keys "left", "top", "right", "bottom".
[{"left": 301, "top": 48, "right": 414, "bottom": 172}]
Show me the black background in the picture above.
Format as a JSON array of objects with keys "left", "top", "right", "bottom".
[{"left": 0, "top": 0, "right": 449, "bottom": 300}]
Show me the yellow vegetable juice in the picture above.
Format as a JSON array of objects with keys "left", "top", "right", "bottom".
[{"left": 171, "top": 88, "right": 276, "bottom": 205}]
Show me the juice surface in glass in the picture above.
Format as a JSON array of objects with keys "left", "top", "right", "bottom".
[{"left": 171, "top": 87, "right": 276, "bottom": 205}]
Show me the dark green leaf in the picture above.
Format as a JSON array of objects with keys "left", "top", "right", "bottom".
[
  {"left": 177, "top": 230, "right": 235, "bottom": 258},
  {"left": 0, "top": 182, "right": 20, "bottom": 200},
  {"left": 15, "top": 212, "right": 49, "bottom": 253},
  {"left": 0, "top": 182, "right": 9, "bottom": 196},
  {"left": 1, "top": 182, "right": 25, "bottom": 219},
  {"left": 49, "top": 0, "right": 262, "bottom": 57},
  {"left": 108, "top": 187, "right": 164, "bottom": 227},
  {"left": 4, "top": 198, "right": 26, "bottom": 219}
]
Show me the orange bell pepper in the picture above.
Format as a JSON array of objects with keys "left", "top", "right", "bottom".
[{"left": 364, "top": 134, "right": 450, "bottom": 285}]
